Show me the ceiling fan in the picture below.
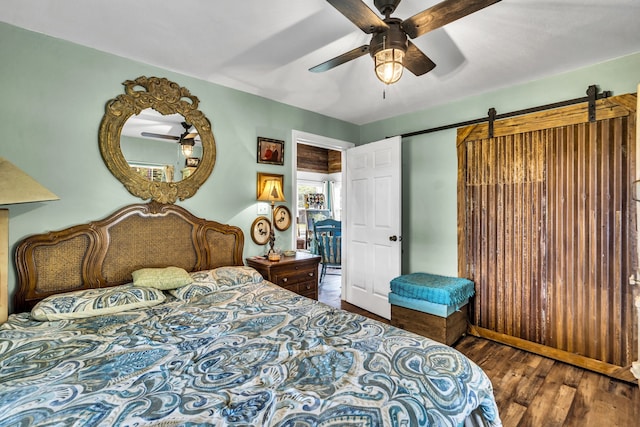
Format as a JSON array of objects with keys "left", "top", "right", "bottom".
[
  {"left": 141, "top": 121, "right": 198, "bottom": 142},
  {"left": 310, "top": 0, "right": 501, "bottom": 84},
  {"left": 141, "top": 122, "right": 198, "bottom": 156}
]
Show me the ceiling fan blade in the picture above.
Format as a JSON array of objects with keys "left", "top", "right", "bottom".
[
  {"left": 309, "top": 45, "right": 370, "bottom": 73},
  {"left": 403, "top": 41, "right": 436, "bottom": 76},
  {"left": 327, "top": 0, "right": 389, "bottom": 34},
  {"left": 403, "top": 0, "right": 501, "bottom": 39},
  {"left": 140, "top": 132, "right": 179, "bottom": 140}
]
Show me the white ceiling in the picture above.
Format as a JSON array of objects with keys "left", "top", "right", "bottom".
[{"left": 2, "top": 0, "right": 639, "bottom": 125}]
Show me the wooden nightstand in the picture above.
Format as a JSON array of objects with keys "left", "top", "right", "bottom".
[{"left": 246, "top": 252, "right": 321, "bottom": 300}]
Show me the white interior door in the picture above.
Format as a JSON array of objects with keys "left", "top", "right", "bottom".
[{"left": 344, "top": 136, "right": 401, "bottom": 319}]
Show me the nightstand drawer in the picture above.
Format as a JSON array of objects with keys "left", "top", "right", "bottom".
[
  {"left": 297, "top": 280, "right": 317, "bottom": 297},
  {"left": 276, "top": 278, "right": 318, "bottom": 299},
  {"left": 277, "top": 280, "right": 316, "bottom": 295},
  {"left": 272, "top": 268, "right": 316, "bottom": 287}
]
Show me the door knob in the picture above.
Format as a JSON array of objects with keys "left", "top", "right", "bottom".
[{"left": 389, "top": 235, "right": 398, "bottom": 241}]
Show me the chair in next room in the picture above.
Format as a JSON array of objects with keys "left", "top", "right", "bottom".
[{"left": 313, "top": 218, "right": 341, "bottom": 283}]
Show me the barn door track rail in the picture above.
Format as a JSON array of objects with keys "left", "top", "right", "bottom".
[{"left": 400, "top": 85, "right": 611, "bottom": 139}]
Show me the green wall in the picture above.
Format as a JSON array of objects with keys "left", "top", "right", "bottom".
[
  {"left": 1, "top": 21, "right": 638, "bottom": 313},
  {"left": 360, "top": 52, "right": 640, "bottom": 276},
  {"left": 0, "top": 23, "right": 359, "bottom": 312}
]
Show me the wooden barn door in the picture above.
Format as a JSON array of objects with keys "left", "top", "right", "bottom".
[{"left": 457, "top": 94, "right": 637, "bottom": 381}]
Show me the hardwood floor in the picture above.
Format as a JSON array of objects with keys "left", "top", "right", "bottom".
[
  {"left": 318, "top": 271, "right": 640, "bottom": 426},
  {"left": 454, "top": 336, "right": 639, "bottom": 426}
]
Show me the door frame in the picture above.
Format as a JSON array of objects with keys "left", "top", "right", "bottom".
[{"left": 291, "top": 130, "right": 355, "bottom": 270}]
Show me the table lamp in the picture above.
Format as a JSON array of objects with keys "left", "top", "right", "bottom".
[
  {"left": 0, "top": 157, "right": 59, "bottom": 323},
  {"left": 257, "top": 176, "right": 285, "bottom": 259}
]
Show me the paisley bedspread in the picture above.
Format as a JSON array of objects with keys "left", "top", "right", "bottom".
[{"left": 0, "top": 278, "right": 501, "bottom": 426}]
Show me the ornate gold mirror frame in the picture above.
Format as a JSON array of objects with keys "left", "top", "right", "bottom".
[{"left": 99, "top": 76, "right": 216, "bottom": 203}]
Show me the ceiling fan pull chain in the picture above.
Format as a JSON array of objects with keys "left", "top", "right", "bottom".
[{"left": 381, "top": 34, "right": 389, "bottom": 99}]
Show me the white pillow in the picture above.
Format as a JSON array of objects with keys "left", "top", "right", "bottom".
[{"left": 31, "top": 284, "right": 166, "bottom": 321}]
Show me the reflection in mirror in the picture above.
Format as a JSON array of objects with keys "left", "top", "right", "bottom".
[
  {"left": 121, "top": 109, "right": 203, "bottom": 183},
  {"left": 99, "top": 76, "right": 216, "bottom": 203}
]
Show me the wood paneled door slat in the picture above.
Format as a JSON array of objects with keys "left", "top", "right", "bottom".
[{"left": 457, "top": 94, "right": 638, "bottom": 382}]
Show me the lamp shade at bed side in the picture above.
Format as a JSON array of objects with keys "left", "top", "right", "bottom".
[
  {"left": 257, "top": 174, "right": 286, "bottom": 258},
  {"left": 0, "top": 157, "right": 59, "bottom": 322}
]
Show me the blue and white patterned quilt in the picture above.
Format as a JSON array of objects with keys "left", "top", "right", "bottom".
[{"left": 0, "top": 277, "right": 501, "bottom": 426}]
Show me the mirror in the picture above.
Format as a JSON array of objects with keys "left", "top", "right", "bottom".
[
  {"left": 121, "top": 109, "right": 203, "bottom": 183},
  {"left": 99, "top": 76, "right": 216, "bottom": 203}
]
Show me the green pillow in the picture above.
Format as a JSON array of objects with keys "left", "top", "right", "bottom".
[{"left": 132, "top": 266, "right": 193, "bottom": 290}]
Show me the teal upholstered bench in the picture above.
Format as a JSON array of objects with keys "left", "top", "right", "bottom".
[{"left": 389, "top": 273, "right": 475, "bottom": 346}]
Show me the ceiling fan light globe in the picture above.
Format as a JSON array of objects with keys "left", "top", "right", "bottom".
[
  {"left": 180, "top": 142, "right": 193, "bottom": 157},
  {"left": 375, "top": 48, "right": 404, "bottom": 84}
]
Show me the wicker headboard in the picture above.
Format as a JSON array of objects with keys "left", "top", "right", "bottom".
[{"left": 13, "top": 202, "right": 244, "bottom": 313}]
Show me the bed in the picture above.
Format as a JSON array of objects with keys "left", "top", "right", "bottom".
[{"left": 0, "top": 202, "right": 501, "bottom": 426}]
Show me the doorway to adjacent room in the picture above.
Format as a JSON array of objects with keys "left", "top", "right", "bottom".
[{"left": 291, "top": 131, "right": 351, "bottom": 306}]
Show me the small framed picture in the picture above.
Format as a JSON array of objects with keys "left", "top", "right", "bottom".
[
  {"left": 185, "top": 157, "right": 200, "bottom": 167},
  {"left": 251, "top": 216, "right": 272, "bottom": 245},
  {"left": 273, "top": 205, "right": 292, "bottom": 231},
  {"left": 257, "top": 137, "right": 284, "bottom": 165}
]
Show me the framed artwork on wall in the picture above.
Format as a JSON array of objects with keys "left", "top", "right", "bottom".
[
  {"left": 185, "top": 157, "right": 200, "bottom": 167},
  {"left": 257, "top": 137, "right": 284, "bottom": 165},
  {"left": 250, "top": 216, "right": 272, "bottom": 245},
  {"left": 273, "top": 205, "right": 292, "bottom": 231}
]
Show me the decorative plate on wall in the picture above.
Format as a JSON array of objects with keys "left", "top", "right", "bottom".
[{"left": 273, "top": 206, "right": 292, "bottom": 231}]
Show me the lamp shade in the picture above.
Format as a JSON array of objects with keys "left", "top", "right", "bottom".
[
  {"left": 633, "top": 180, "right": 640, "bottom": 201},
  {"left": 0, "top": 157, "right": 59, "bottom": 205},
  {"left": 257, "top": 178, "right": 285, "bottom": 203}
]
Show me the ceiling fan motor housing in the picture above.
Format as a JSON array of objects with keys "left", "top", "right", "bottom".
[
  {"left": 369, "top": 18, "right": 407, "bottom": 57},
  {"left": 374, "top": 0, "right": 401, "bottom": 16}
]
